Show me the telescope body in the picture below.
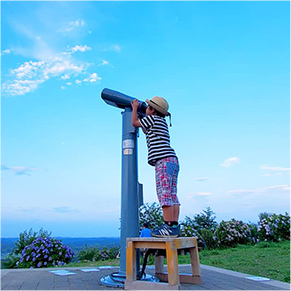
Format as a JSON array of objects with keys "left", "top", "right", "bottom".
[
  {"left": 101, "top": 88, "right": 143, "bottom": 275},
  {"left": 101, "top": 88, "right": 147, "bottom": 116}
]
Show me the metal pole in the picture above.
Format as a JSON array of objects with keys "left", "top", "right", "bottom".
[{"left": 119, "top": 107, "right": 140, "bottom": 274}]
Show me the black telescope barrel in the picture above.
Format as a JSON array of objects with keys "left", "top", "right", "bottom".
[{"left": 101, "top": 88, "right": 147, "bottom": 114}]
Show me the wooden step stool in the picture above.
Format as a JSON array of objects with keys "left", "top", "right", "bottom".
[{"left": 125, "top": 237, "right": 201, "bottom": 290}]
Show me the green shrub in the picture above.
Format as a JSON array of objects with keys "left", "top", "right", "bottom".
[
  {"left": 78, "top": 246, "right": 100, "bottom": 261},
  {"left": 109, "top": 247, "right": 120, "bottom": 259},
  {"left": 258, "top": 212, "right": 290, "bottom": 242},
  {"left": 199, "top": 228, "right": 217, "bottom": 250},
  {"left": 247, "top": 222, "right": 260, "bottom": 244},
  {"left": 215, "top": 219, "right": 251, "bottom": 248},
  {"left": 139, "top": 203, "right": 164, "bottom": 231},
  {"left": 1, "top": 253, "right": 21, "bottom": 269},
  {"left": 14, "top": 228, "right": 52, "bottom": 255},
  {"left": 181, "top": 207, "right": 218, "bottom": 232},
  {"left": 180, "top": 207, "right": 218, "bottom": 249},
  {"left": 78, "top": 246, "right": 120, "bottom": 262},
  {"left": 2, "top": 228, "right": 74, "bottom": 269},
  {"left": 17, "top": 236, "right": 74, "bottom": 268}
]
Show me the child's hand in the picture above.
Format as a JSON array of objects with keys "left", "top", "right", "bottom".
[{"left": 131, "top": 99, "right": 140, "bottom": 110}]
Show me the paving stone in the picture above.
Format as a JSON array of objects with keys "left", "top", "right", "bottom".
[
  {"left": 69, "top": 284, "right": 87, "bottom": 290},
  {"left": 1, "top": 265, "right": 290, "bottom": 290},
  {"left": 2, "top": 284, "right": 23, "bottom": 290},
  {"left": 84, "top": 280, "right": 101, "bottom": 290}
]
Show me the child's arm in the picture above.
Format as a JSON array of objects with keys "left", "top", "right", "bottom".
[{"left": 131, "top": 99, "right": 141, "bottom": 128}]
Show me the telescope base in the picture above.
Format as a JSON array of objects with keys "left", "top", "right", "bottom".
[{"left": 100, "top": 271, "right": 158, "bottom": 288}]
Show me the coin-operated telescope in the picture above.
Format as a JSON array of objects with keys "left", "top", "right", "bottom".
[
  {"left": 101, "top": 88, "right": 147, "bottom": 118},
  {"left": 100, "top": 88, "right": 145, "bottom": 287}
]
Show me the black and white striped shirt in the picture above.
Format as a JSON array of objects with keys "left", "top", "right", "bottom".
[{"left": 139, "top": 115, "right": 177, "bottom": 166}]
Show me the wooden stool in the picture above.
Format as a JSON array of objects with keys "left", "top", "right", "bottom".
[{"left": 125, "top": 237, "right": 201, "bottom": 290}]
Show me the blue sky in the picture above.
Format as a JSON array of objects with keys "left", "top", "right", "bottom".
[{"left": 1, "top": 1, "right": 290, "bottom": 238}]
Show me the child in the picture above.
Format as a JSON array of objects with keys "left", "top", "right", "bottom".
[
  {"left": 131, "top": 97, "right": 180, "bottom": 237},
  {"left": 140, "top": 223, "right": 152, "bottom": 237}
]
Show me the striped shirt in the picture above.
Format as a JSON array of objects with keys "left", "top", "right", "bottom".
[{"left": 139, "top": 115, "right": 177, "bottom": 166}]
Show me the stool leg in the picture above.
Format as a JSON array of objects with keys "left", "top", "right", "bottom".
[
  {"left": 126, "top": 241, "right": 136, "bottom": 281},
  {"left": 189, "top": 244, "right": 200, "bottom": 277},
  {"left": 155, "top": 255, "right": 164, "bottom": 274},
  {"left": 166, "top": 242, "right": 179, "bottom": 286}
]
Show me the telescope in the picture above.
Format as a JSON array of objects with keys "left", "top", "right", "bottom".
[
  {"left": 101, "top": 88, "right": 147, "bottom": 117},
  {"left": 100, "top": 88, "right": 144, "bottom": 287}
]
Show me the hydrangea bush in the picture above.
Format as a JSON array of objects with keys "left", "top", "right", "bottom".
[
  {"left": 77, "top": 246, "right": 120, "bottom": 262},
  {"left": 180, "top": 225, "right": 206, "bottom": 248},
  {"left": 17, "top": 236, "right": 74, "bottom": 268},
  {"left": 258, "top": 212, "right": 290, "bottom": 242},
  {"left": 214, "top": 219, "right": 252, "bottom": 248}
]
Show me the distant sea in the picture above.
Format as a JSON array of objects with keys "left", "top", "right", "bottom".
[{"left": 1, "top": 237, "right": 120, "bottom": 259}]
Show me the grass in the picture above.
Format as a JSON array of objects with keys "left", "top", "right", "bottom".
[
  {"left": 180, "top": 240, "right": 290, "bottom": 283},
  {"left": 66, "top": 259, "right": 120, "bottom": 268},
  {"left": 66, "top": 240, "right": 290, "bottom": 283}
]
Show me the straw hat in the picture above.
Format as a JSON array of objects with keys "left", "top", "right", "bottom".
[{"left": 146, "top": 96, "right": 170, "bottom": 116}]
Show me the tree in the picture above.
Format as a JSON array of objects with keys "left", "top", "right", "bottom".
[
  {"left": 139, "top": 202, "right": 164, "bottom": 231},
  {"left": 181, "top": 207, "right": 218, "bottom": 249},
  {"left": 194, "top": 207, "right": 218, "bottom": 231},
  {"left": 182, "top": 207, "right": 218, "bottom": 232}
]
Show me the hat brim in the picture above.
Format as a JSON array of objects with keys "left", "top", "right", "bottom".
[{"left": 146, "top": 99, "right": 170, "bottom": 116}]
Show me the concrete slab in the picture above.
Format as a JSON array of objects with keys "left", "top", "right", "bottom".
[{"left": 1, "top": 264, "right": 290, "bottom": 290}]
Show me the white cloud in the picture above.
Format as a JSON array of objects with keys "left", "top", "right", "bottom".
[
  {"left": 76, "top": 80, "right": 82, "bottom": 84},
  {"left": 11, "top": 60, "right": 45, "bottom": 79},
  {"left": 228, "top": 184, "right": 290, "bottom": 195},
  {"left": 84, "top": 72, "right": 101, "bottom": 83},
  {"left": 61, "top": 74, "right": 70, "bottom": 80},
  {"left": 57, "top": 19, "right": 86, "bottom": 33},
  {"left": 2, "top": 79, "right": 46, "bottom": 96},
  {"left": 70, "top": 19, "right": 85, "bottom": 28},
  {"left": 43, "top": 57, "right": 84, "bottom": 77},
  {"left": 197, "top": 192, "right": 212, "bottom": 196},
  {"left": 71, "top": 45, "right": 91, "bottom": 53},
  {"left": 89, "top": 72, "right": 101, "bottom": 82},
  {"left": 112, "top": 45, "right": 121, "bottom": 52},
  {"left": 186, "top": 192, "right": 212, "bottom": 199},
  {"left": 183, "top": 184, "right": 290, "bottom": 224},
  {"left": 259, "top": 165, "right": 290, "bottom": 176},
  {"left": 2, "top": 23, "right": 102, "bottom": 96},
  {"left": 220, "top": 156, "right": 240, "bottom": 167},
  {"left": 52, "top": 207, "right": 81, "bottom": 214},
  {"left": 2, "top": 56, "right": 91, "bottom": 96},
  {"left": 103, "top": 44, "right": 121, "bottom": 53},
  {"left": 2, "top": 48, "right": 12, "bottom": 55},
  {"left": 195, "top": 177, "right": 209, "bottom": 182},
  {"left": 101, "top": 60, "right": 109, "bottom": 66},
  {"left": 1, "top": 165, "right": 40, "bottom": 176}
]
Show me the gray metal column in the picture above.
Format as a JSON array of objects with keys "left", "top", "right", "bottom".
[{"left": 119, "top": 107, "right": 140, "bottom": 274}]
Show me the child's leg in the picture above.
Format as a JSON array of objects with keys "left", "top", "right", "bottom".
[
  {"left": 162, "top": 204, "right": 179, "bottom": 222},
  {"left": 162, "top": 205, "right": 174, "bottom": 222},
  {"left": 173, "top": 204, "right": 180, "bottom": 222}
]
